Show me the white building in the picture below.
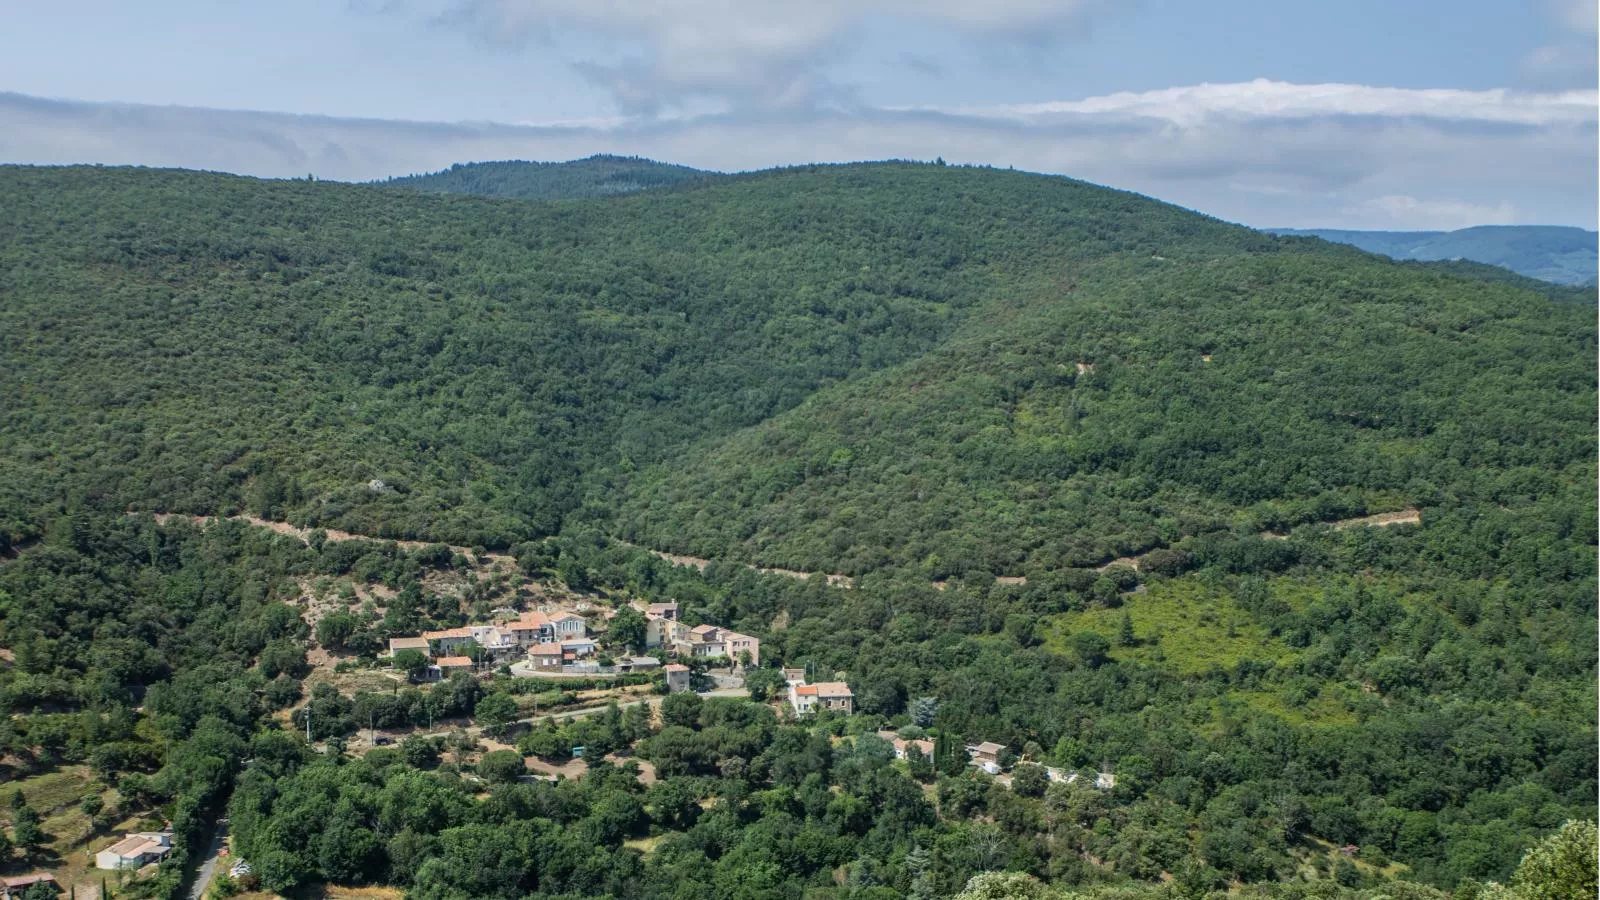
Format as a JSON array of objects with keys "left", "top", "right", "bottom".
[{"left": 96, "top": 832, "right": 172, "bottom": 870}]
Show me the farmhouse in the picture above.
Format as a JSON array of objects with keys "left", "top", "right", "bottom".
[
  {"left": 876, "top": 730, "right": 935, "bottom": 760},
  {"left": 387, "top": 636, "right": 430, "bottom": 657},
  {"left": 96, "top": 832, "right": 172, "bottom": 870},
  {"left": 968, "top": 741, "right": 1006, "bottom": 774},
  {"left": 663, "top": 663, "right": 692, "bottom": 693},
  {"left": 789, "top": 679, "right": 854, "bottom": 716}
]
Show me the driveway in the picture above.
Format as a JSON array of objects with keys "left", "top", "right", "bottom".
[{"left": 187, "top": 819, "right": 228, "bottom": 900}]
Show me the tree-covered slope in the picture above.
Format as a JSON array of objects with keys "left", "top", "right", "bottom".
[
  {"left": 0, "top": 162, "right": 1594, "bottom": 896},
  {"left": 0, "top": 162, "right": 1273, "bottom": 549},
  {"left": 376, "top": 155, "right": 717, "bottom": 200},
  {"left": 1271, "top": 225, "right": 1598, "bottom": 285},
  {"left": 612, "top": 250, "right": 1594, "bottom": 576}
]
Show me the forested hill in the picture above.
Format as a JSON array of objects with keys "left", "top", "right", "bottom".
[
  {"left": 0, "top": 162, "right": 1595, "bottom": 895},
  {"left": 377, "top": 155, "right": 717, "bottom": 199},
  {"left": 1270, "top": 225, "right": 1598, "bottom": 285},
  {"left": 0, "top": 161, "right": 1284, "bottom": 549}
]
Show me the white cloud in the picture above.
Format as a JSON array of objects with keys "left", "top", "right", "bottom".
[
  {"left": 1354, "top": 195, "right": 1520, "bottom": 231},
  {"left": 412, "top": 0, "right": 1108, "bottom": 111},
  {"left": 1521, "top": 0, "right": 1598, "bottom": 88},
  {"left": 0, "top": 79, "right": 1592, "bottom": 230},
  {"left": 964, "top": 79, "right": 1598, "bottom": 128}
]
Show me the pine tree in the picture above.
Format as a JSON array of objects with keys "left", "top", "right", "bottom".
[{"left": 1118, "top": 611, "right": 1137, "bottom": 647}]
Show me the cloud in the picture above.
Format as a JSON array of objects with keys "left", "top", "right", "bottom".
[
  {"left": 1521, "top": 0, "right": 1598, "bottom": 88},
  {"left": 1354, "top": 195, "right": 1519, "bottom": 231},
  {"left": 0, "top": 80, "right": 1592, "bottom": 230},
  {"left": 405, "top": 0, "right": 1108, "bottom": 111},
  {"left": 964, "top": 79, "right": 1598, "bottom": 128}
]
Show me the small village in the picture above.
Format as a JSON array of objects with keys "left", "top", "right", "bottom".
[{"left": 1, "top": 532, "right": 1119, "bottom": 900}]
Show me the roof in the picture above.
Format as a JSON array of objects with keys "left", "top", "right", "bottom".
[
  {"left": 972, "top": 741, "right": 1006, "bottom": 756},
  {"left": 811, "top": 681, "right": 852, "bottom": 697},
  {"left": 3, "top": 874, "right": 57, "bottom": 888},
  {"left": 629, "top": 657, "right": 661, "bottom": 666},
  {"left": 689, "top": 624, "right": 718, "bottom": 635},
  {"left": 104, "top": 834, "right": 166, "bottom": 857},
  {"left": 434, "top": 656, "right": 473, "bottom": 667},
  {"left": 507, "top": 620, "right": 546, "bottom": 631},
  {"left": 388, "top": 637, "right": 429, "bottom": 650},
  {"left": 550, "top": 611, "right": 585, "bottom": 622},
  {"left": 560, "top": 636, "right": 595, "bottom": 645},
  {"left": 898, "top": 739, "right": 935, "bottom": 756},
  {"left": 648, "top": 602, "right": 678, "bottom": 613},
  {"left": 663, "top": 663, "right": 690, "bottom": 672},
  {"left": 529, "top": 642, "right": 564, "bottom": 655},
  {"left": 422, "top": 627, "right": 472, "bottom": 640},
  {"left": 794, "top": 685, "right": 818, "bottom": 696}
]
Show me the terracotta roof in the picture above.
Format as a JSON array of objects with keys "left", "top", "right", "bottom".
[
  {"left": 811, "top": 682, "right": 852, "bottom": 697},
  {"left": 972, "top": 741, "right": 1005, "bottom": 756},
  {"left": 663, "top": 663, "right": 690, "bottom": 672},
  {"left": 507, "top": 620, "right": 546, "bottom": 631},
  {"left": 794, "top": 685, "right": 818, "bottom": 696},
  {"left": 388, "top": 637, "right": 429, "bottom": 650},
  {"left": 435, "top": 656, "right": 473, "bottom": 667},
  {"left": 422, "top": 628, "right": 472, "bottom": 640},
  {"left": 689, "top": 624, "right": 718, "bottom": 635},
  {"left": 550, "top": 611, "right": 584, "bottom": 621},
  {"left": 529, "top": 642, "right": 563, "bottom": 655}
]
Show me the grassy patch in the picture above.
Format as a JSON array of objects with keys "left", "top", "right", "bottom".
[
  {"left": 1, "top": 765, "right": 99, "bottom": 818},
  {"left": 1223, "top": 688, "right": 1358, "bottom": 728},
  {"left": 1043, "top": 578, "right": 1296, "bottom": 676}
]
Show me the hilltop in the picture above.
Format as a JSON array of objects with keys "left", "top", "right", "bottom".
[
  {"left": 376, "top": 154, "right": 717, "bottom": 200},
  {"left": 1271, "top": 225, "right": 1598, "bottom": 285}
]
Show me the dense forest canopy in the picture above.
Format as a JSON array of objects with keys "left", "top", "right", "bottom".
[
  {"left": 377, "top": 156, "right": 717, "bottom": 200},
  {"left": 0, "top": 161, "right": 1593, "bottom": 899}
]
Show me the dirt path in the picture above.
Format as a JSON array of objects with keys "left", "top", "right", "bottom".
[
  {"left": 151, "top": 514, "right": 518, "bottom": 568},
  {"left": 1262, "top": 507, "right": 1420, "bottom": 540},
  {"left": 619, "top": 541, "right": 855, "bottom": 588}
]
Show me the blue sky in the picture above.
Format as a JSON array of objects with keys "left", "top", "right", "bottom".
[{"left": 0, "top": 0, "right": 1594, "bottom": 229}]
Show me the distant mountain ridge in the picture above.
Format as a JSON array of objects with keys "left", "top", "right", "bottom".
[
  {"left": 1270, "top": 225, "right": 1597, "bottom": 285},
  {"left": 377, "top": 155, "right": 718, "bottom": 200}
]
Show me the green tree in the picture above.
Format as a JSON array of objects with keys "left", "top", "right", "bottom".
[
  {"left": 473, "top": 692, "right": 518, "bottom": 737},
  {"left": 12, "top": 804, "right": 43, "bottom": 852},
  {"left": 1501, "top": 820, "right": 1598, "bottom": 900},
  {"left": 608, "top": 605, "right": 647, "bottom": 652},
  {"left": 477, "top": 749, "right": 526, "bottom": 784},
  {"left": 315, "top": 612, "right": 360, "bottom": 651},
  {"left": 661, "top": 691, "right": 703, "bottom": 728},
  {"left": 392, "top": 649, "right": 428, "bottom": 682},
  {"left": 1069, "top": 631, "right": 1111, "bottom": 668},
  {"left": 1117, "top": 610, "right": 1137, "bottom": 647}
]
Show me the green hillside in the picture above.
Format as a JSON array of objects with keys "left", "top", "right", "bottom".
[
  {"left": 1272, "top": 225, "right": 1598, "bottom": 285},
  {"left": 377, "top": 154, "right": 717, "bottom": 200},
  {"left": 613, "top": 248, "right": 1593, "bottom": 578},
  {"left": 0, "top": 162, "right": 1593, "bottom": 898}
]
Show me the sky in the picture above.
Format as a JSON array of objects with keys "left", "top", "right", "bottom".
[{"left": 1, "top": 0, "right": 1595, "bottom": 229}]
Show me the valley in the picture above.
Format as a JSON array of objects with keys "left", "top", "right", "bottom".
[{"left": 0, "top": 161, "right": 1592, "bottom": 900}]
